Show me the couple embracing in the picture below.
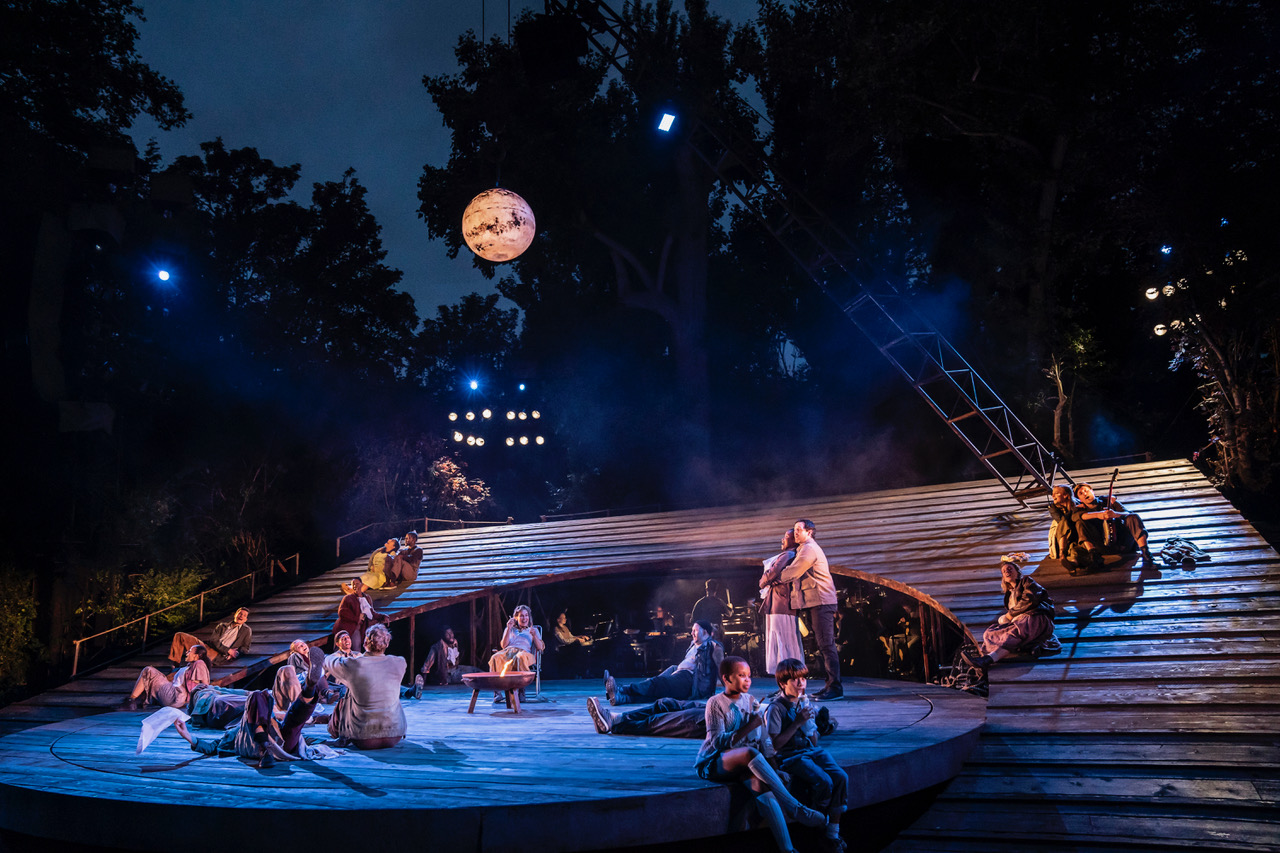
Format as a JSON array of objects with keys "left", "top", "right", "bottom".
[{"left": 758, "top": 519, "right": 842, "bottom": 700}]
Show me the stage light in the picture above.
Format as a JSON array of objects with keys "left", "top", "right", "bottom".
[
  {"left": 475, "top": 437, "right": 485, "bottom": 446},
  {"left": 531, "top": 410, "right": 540, "bottom": 419},
  {"left": 1145, "top": 288, "right": 1159, "bottom": 300},
  {"left": 466, "top": 411, "right": 475, "bottom": 421},
  {"left": 658, "top": 113, "right": 676, "bottom": 132},
  {"left": 1170, "top": 320, "right": 1184, "bottom": 330},
  {"left": 519, "top": 436, "right": 529, "bottom": 445},
  {"left": 507, "top": 411, "right": 516, "bottom": 420},
  {"left": 535, "top": 436, "right": 544, "bottom": 445},
  {"left": 506, "top": 437, "right": 515, "bottom": 446},
  {"left": 482, "top": 409, "right": 492, "bottom": 419},
  {"left": 1162, "top": 285, "right": 1175, "bottom": 297},
  {"left": 518, "top": 383, "right": 526, "bottom": 391},
  {"left": 467, "top": 435, "right": 476, "bottom": 445},
  {"left": 453, "top": 431, "right": 464, "bottom": 441},
  {"left": 518, "top": 411, "right": 527, "bottom": 420},
  {"left": 469, "top": 380, "right": 479, "bottom": 390},
  {"left": 1154, "top": 324, "right": 1168, "bottom": 336},
  {"left": 449, "top": 412, "right": 458, "bottom": 421},
  {"left": 1160, "top": 245, "right": 1172, "bottom": 255},
  {"left": 1221, "top": 217, "right": 1229, "bottom": 226},
  {"left": 157, "top": 269, "right": 171, "bottom": 282}
]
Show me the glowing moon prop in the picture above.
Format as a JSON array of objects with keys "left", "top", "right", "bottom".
[{"left": 461, "top": 188, "right": 536, "bottom": 262}]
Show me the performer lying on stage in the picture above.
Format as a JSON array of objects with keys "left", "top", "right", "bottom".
[
  {"left": 961, "top": 553, "right": 1060, "bottom": 673},
  {"left": 604, "top": 621, "right": 723, "bottom": 706},
  {"left": 168, "top": 607, "right": 252, "bottom": 665},
  {"left": 765, "top": 659, "right": 847, "bottom": 851},
  {"left": 586, "top": 697, "right": 707, "bottom": 737},
  {"left": 123, "top": 643, "right": 210, "bottom": 711},
  {"left": 695, "top": 656, "right": 827, "bottom": 853},
  {"left": 172, "top": 646, "right": 334, "bottom": 768},
  {"left": 324, "top": 622, "right": 406, "bottom": 749}
]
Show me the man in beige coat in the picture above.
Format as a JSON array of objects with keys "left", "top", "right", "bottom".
[{"left": 779, "top": 519, "right": 842, "bottom": 699}]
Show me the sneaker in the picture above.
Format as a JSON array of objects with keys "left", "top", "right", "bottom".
[
  {"left": 788, "top": 803, "right": 828, "bottom": 828},
  {"left": 119, "top": 697, "right": 140, "bottom": 711},
  {"left": 257, "top": 749, "right": 276, "bottom": 769},
  {"left": 816, "top": 706, "right": 838, "bottom": 737},
  {"left": 410, "top": 675, "right": 424, "bottom": 700},
  {"left": 586, "top": 697, "right": 612, "bottom": 734},
  {"left": 604, "top": 670, "right": 617, "bottom": 705},
  {"left": 492, "top": 692, "right": 505, "bottom": 704},
  {"left": 813, "top": 684, "right": 844, "bottom": 701}
]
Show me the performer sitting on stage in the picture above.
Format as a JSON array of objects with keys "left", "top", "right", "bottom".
[
  {"left": 1047, "top": 485, "right": 1080, "bottom": 561},
  {"left": 333, "top": 630, "right": 361, "bottom": 659},
  {"left": 408, "top": 627, "right": 480, "bottom": 698},
  {"left": 587, "top": 696, "right": 707, "bottom": 737},
  {"left": 695, "top": 656, "right": 827, "bottom": 853},
  {"left": 765, "top": 658, "right": 847, "bottom": 851},
  {"left": 487, "top": 605, "right": 544, "bottom": 703},
  {"left": 360, "top": 538, "right": 399, "bottom": 590},
  {"left": 324, "top": 623, "right": 406, "bottom": 749},
  {"left": 1073, "top": 481, "right": 1155, "bottom": 564},
  {"left": 961, "top": 553, "right": 1060, "bottom": 673},
  {"left": 173, "top": 646, "right": 335, "bottom": 768},
  {"left": 123, "top": 643, "right": 210, "bottom": 711},
  {"left": 759, "top": 529, "right": 804, "bottom": 676},
  {"left": 168, "top": 607, "right": 252, "bottom": 665},
  {"left": 605, "top": 621, "right": 723, "bottom": 706},
  {"left": 385, "top": 530, "right": 423, "bottom": 588}
]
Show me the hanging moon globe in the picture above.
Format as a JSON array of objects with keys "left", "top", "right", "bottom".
[{"left": 461, "top": 188, "right": 536, "bottom": 262}]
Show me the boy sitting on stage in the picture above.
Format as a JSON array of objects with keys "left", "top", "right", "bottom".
[{"left": 765, "top": 658, "right": 847, "bottom": 851}]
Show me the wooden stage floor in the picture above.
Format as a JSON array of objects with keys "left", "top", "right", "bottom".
[{"left": 0, "top": 678, "right": 983, "bottom": 853}]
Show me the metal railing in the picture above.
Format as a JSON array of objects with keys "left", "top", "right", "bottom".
[
  {"left": 70, "top": 553, "right": 298, "bottom": 677},
  {"left": 335, "top": 516, "right": 513, "bottom": 558}
]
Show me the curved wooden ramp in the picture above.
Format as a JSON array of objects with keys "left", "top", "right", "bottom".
[{"left": 1, "top": 458, "right": 1275, "bottom": 851}]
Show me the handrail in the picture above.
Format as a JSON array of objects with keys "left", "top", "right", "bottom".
[
  {"left": 70, "top": 552, "right": 299, "bottom": 677},
  {"left": 540, "top": 504, "right": 664, "bottom": 522},
  {"left": 335, "top": 516, "right": 513, "bottom": 558}
]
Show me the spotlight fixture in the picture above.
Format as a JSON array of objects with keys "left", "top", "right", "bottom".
[
  {"left": 531, "top": 410, "right": 540, "bottom": 419},
  {"left": 1154, "top": 324, "right": 1168, "bottom": 336},
  {"left": 518, "top": 412, "right": 527, "bottom": 420},
  {"left": 475, "top": 437, "right": 485, "bottom": 447},
  {"left": 506, "top": 437, "right": 515, "bottom": 446},
  {"left": 453, "top": 431, "right": 464, "bottom": 442},
  {"left": 519, "top": 436, "right": 529, "bottom": 445},
  {"left": 466, "top": 435, "right": 476, "bottom": 445},
  {"left": 465, "top": 412, "right": 475, "bottom": 421},
  {"left": 507, "top": 411, "right": 516, "bottom": 420},
  {"left": 535, "top": 436, "right": 545, "bottom": 445},
  {"left": 1162, "top": 285, "right": 1175, "bottom": 297},
  {"left": 1145, "top": 288, "right": 1159, "bottom": 300},
  {"left": 448, "top": 412, "right": 458, "bottom": 421},
  {"left": 482, "top": 409, "right": 492, "bottom": 419},
  {"left": 658, "top": 113, "right": 676, "bottom": 132}
]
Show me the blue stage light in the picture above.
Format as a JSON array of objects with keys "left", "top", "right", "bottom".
[
  {"left": 518, "top": 383, "right": 526, "bottom": 391},
  {"left": 658, "top": 113, "right": 676, "bottom": 132},
  {"left": 157, "top": 269, "right": 171, "bottom": 282},
  {"left": 1160, "top": 245, "right": 1172, "bottom": 255},
  {"left": 469, "top": 380, "right": 479, "bottom": 390}
]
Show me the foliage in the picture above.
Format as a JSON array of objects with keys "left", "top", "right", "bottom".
[
  {"left": 344, "top": 432, "right": 494, "bottom": 525},
  {"left": 414, "top": 293, "right": 520, "bottom": 401},
  {"left": 0, "top": 565, "right": 43, "bottom": 693},
  {"left": 73, "top": 561, "right": 210, "bottom": 643}
]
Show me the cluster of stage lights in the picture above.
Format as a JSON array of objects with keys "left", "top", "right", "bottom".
[
  {"left": 1145, "top": 247, "right": 1244, "bottom": 335},
  {"left": 448, "top": 408, "right": 544, "bottom": 448}
]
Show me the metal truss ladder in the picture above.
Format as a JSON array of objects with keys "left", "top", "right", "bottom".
[{"left": 545, "top": 0, "right": 1068, "bottom": 503}]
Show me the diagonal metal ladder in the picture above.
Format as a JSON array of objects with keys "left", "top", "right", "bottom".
[{"left": 545, "top": 0, "right": 1070, "bottom": 503}]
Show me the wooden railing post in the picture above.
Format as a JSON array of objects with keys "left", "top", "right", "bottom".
[
  {"left": 142, "top": 614, "right": 149, "bottom": 645},
  {"left": 199, "top": 592, "right": 205, "bottom": 622},
  {"left": 72, "top": 640, "right": 82, "bottom": 677}
]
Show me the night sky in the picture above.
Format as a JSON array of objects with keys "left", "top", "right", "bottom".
[{"left": 126, "top": 0, "right": 758, "bottom": 320}]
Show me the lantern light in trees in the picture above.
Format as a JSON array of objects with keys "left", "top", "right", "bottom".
[
  {"left": 1154, "top": 324, "right": 1168, "bottom": 336},
  {"left": 1145, "top": 288, "right": 1159, "bottom": 300},
  {"left": 1162, "top": 285, "right": 1175, "bottom": 297},
  {"left": 461, "top": 188, "right": 536, "bottom": 262}
]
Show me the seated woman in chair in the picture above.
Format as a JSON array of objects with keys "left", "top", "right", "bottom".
[{"left": 488, "top": 604, "right": 544, "bottom": 702}]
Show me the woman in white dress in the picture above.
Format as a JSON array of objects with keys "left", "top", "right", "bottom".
[{"left": 758, "top": 530, "right": 805, "bottom": 676}]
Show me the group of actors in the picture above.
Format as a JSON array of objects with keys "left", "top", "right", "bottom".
[{"left": 117, "top": 497, "right": 1152, "bottom": 851}]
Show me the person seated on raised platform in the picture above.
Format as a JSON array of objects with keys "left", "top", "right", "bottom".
[
  {"left": 173, "top": 646, "right": 335, "bottom": 768},
  {"left": 962, "top": 553, "right": 1060, "bottom": 674},
  {"left": 408, "top": 627, "right": 480, "bottom": 698},
  {"left": 487, "top": 605, "right": 544, "bottom": 703},
  {"left": 1073, "top": 481, "right": 1155, "bottom": 564},
  {"left": 586, "top": 696, "right": 707, "bottom": 737},
  {"left": 360, "top": 538, "right": 399, "bottom": 590},
  {"left": 324, "top": 623, "right": 406, "bottom": 749},
  {"left": 385, "top": 530, "right": 423, "bottom": 588},
  {"left": 332, "top": 577, "right": 387, "bottom": 651},
  {"left": 764, "top": 658, "right": 847, "bottom": 851},
  {"left": 122, "top": 643, "right": 211, "bottom": 711},
  {"left": 168, "top": 607, "right": 252, "bottom": 666},
  {"left": 695, "top": 656, "right": 827, "bottom": 853},
  {"left": 605, "top": 621, "right": 723, "bottom": 706}
]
